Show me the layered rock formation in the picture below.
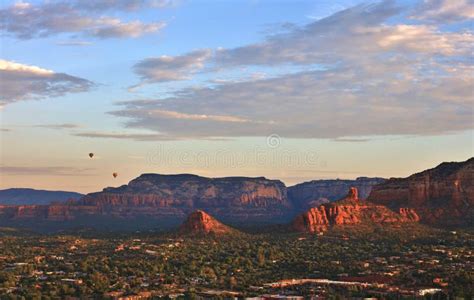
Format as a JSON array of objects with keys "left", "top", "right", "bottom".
[
  {"left": 368, "top": 157, "right": 474, "bottom": 226},
  {"left": 0, "top": 174, "right": 291, "bottom": 227},
  {"left": 292, "top": 187, "right": 420, "bottom": 233},
  {"left": 1, "top": 158, "right": 471, "bottom": 231},
  {"left": 78, "top": 174, "right": 291, "bottom": 223},
  {"left": 179, "top": 210, "right": 235, "bottom": 235},
  {"left": 288, "top": 177, "right": 385, "bottom": 213}
]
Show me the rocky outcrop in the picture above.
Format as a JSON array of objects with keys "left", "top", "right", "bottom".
[
  {"left": 368, "top": 157, "right": 474, "bottom": 226},
  {"left": 346, "top": 187, "right": 358, "bottom": 200},
  {"left": 292, "top": 188, "right": 420, "bottom": 233},
  {"left": 179, "top": 210, "right": 235, "bottom": 235},
  {"left": 288, "top": 177, "right": 385, "bottom": 213}
]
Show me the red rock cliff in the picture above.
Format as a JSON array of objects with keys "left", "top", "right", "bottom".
[
  {"left": 0, "top": 174, "right": 291, "bottom": 225},
  {"left": 292, "top": 187, "right": 420, "bottom": 233},
  {"left": 75, "top": 174, "right": 291, "bottom": 223},
  {"left": 368, "top": 158, "right": 474, "bottom": 226}
]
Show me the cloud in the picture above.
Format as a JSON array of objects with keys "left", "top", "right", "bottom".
[
  {"left": 413, "top": 0, "right": 474, "bottom": 22},
  {"left": 130, "top": 49, "right": 212, "bottom": 88},
  {"left": 214, "top": 1, "right": 403, "bottom": 67},
  {"left": 34, "top": 123, "right": 81, "bottom": 129},
  {"left": 0, "top": 165, "right": 96, "bottom": 176},
  {"left": 112, "top": 66, "right": 473, "bottom": 138},
  {"left": 145, "top": 109, "right": 253, "bottom": 123},
  {"left": 73, "top": 131, "right": 231, "bottom": 141},
  {"left": 373, "top": 24, "right": 473, "bottom": 55},
  {"left": 88, "top": 19, "right": 166, "bottom": 39},
  {"left": 72, "top": 0, "right": 176, "bottom": 12},
  {"left": 73, "top": 131, "right": 179, "bottom": 141},
  {"left": 0, "top": 1, "right": 167, "bottom": 39},
  {"left": 212, "top": 1, "right": 472, "bottom": 67},
  {"left": 114, "top": 0, "right": 473, "bottom": 139},
  {"left": 0, "top": 59, "right": 94, "bottom": 106},
  {"left": 130, "top": 1, "right": 472, "bottom": 84},
  {"left": 333, "top": 138, "right": 371, "bottom": 143},
  {"left": 56, "top": 40, "right": 93, "bottom": 46}
]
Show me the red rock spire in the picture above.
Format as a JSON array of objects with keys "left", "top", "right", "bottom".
[{"left": 347, "top": 187, "right": 358, "bottom": 200}]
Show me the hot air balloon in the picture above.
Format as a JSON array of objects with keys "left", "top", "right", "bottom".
[
  {"left": 88, "top": 153, "right": 94, "bottom": 158},
  {"left": 113, "top": 172, "right": 118, "bottom": 178}
]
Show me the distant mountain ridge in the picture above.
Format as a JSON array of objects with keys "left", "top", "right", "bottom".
[{"left": 0, "top": 188, "right": 83, "bottom": 205}]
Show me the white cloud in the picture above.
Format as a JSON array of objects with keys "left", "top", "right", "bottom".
[
  {"left": 214, "top": 1, "right": 402, "bottom": 67},
  {"left": 73, "top": 131, "right": 178, "bottom": 141},
  {"left": 111, "top": 63, "right": 473, "bottom": 138},
  {"left": 375, "top": 24, "right": 474, "bottom": 55},
  {"left": 0, "top": 60, "right": 54, "bottom": 75},
  {"left": 130, "top": 49, "right": 211, "bottom": 88},
  {"left": 89, "top": 18, "right": 166, "bottom": 39},
  {"left": 0, "top": 1, "right": 167, "bottom": 39},
  {"left": 73, "top": 131, "right": 232, "bottom": 141},
  {"left": 73, "top": 0, "right": 176, "bottom": 12},
  {"left": 0, "top": 60, "right": 94, "bottom": 106},
  {"left": 56, "top": 40, "right": 93, "bottom": 46},
  {"left": 413, "top": 0, "right": 474, "bottom": 22},
  {"left": 130, "top": 1, "right": 472, "bottom": 85},
  {"left": 147, "top": 109, "right": 252, "bottom": 123},
  {"left": 213, "top": 2, "right": 472, "bottom": 67},
  {"left": 115, "top": 0, "right": 473, "bottom": 140},
  {"left": 35, "top": 123, "right": 82, "bottom": 129}
]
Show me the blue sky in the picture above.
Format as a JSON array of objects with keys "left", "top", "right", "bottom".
[{"left": 0, "top": 0, "right": 473, "bottom": 192}]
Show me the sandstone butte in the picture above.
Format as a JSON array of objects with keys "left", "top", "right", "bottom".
[
  {"left": 292, "top": 187, "right": 420, "bottom": 233},
  {"left": 178, "top": 210, "right": 236, "bottom": 235}
]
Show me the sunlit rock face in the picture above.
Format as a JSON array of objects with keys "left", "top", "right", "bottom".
[
  {"left": 78, "top": 174, "right": 291, "bottom": 224},
  {"left": 288, "top": 177, "right": 385, "bottom": 213},
  {"left": 178, "top": 210, "right": 235, "bottom": 235},
  {"left": 368, "top": 158, "right": 474, "bottom": 226},
  {"left": 292, "top": 187, "right": 420, "bottom": 233}
]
